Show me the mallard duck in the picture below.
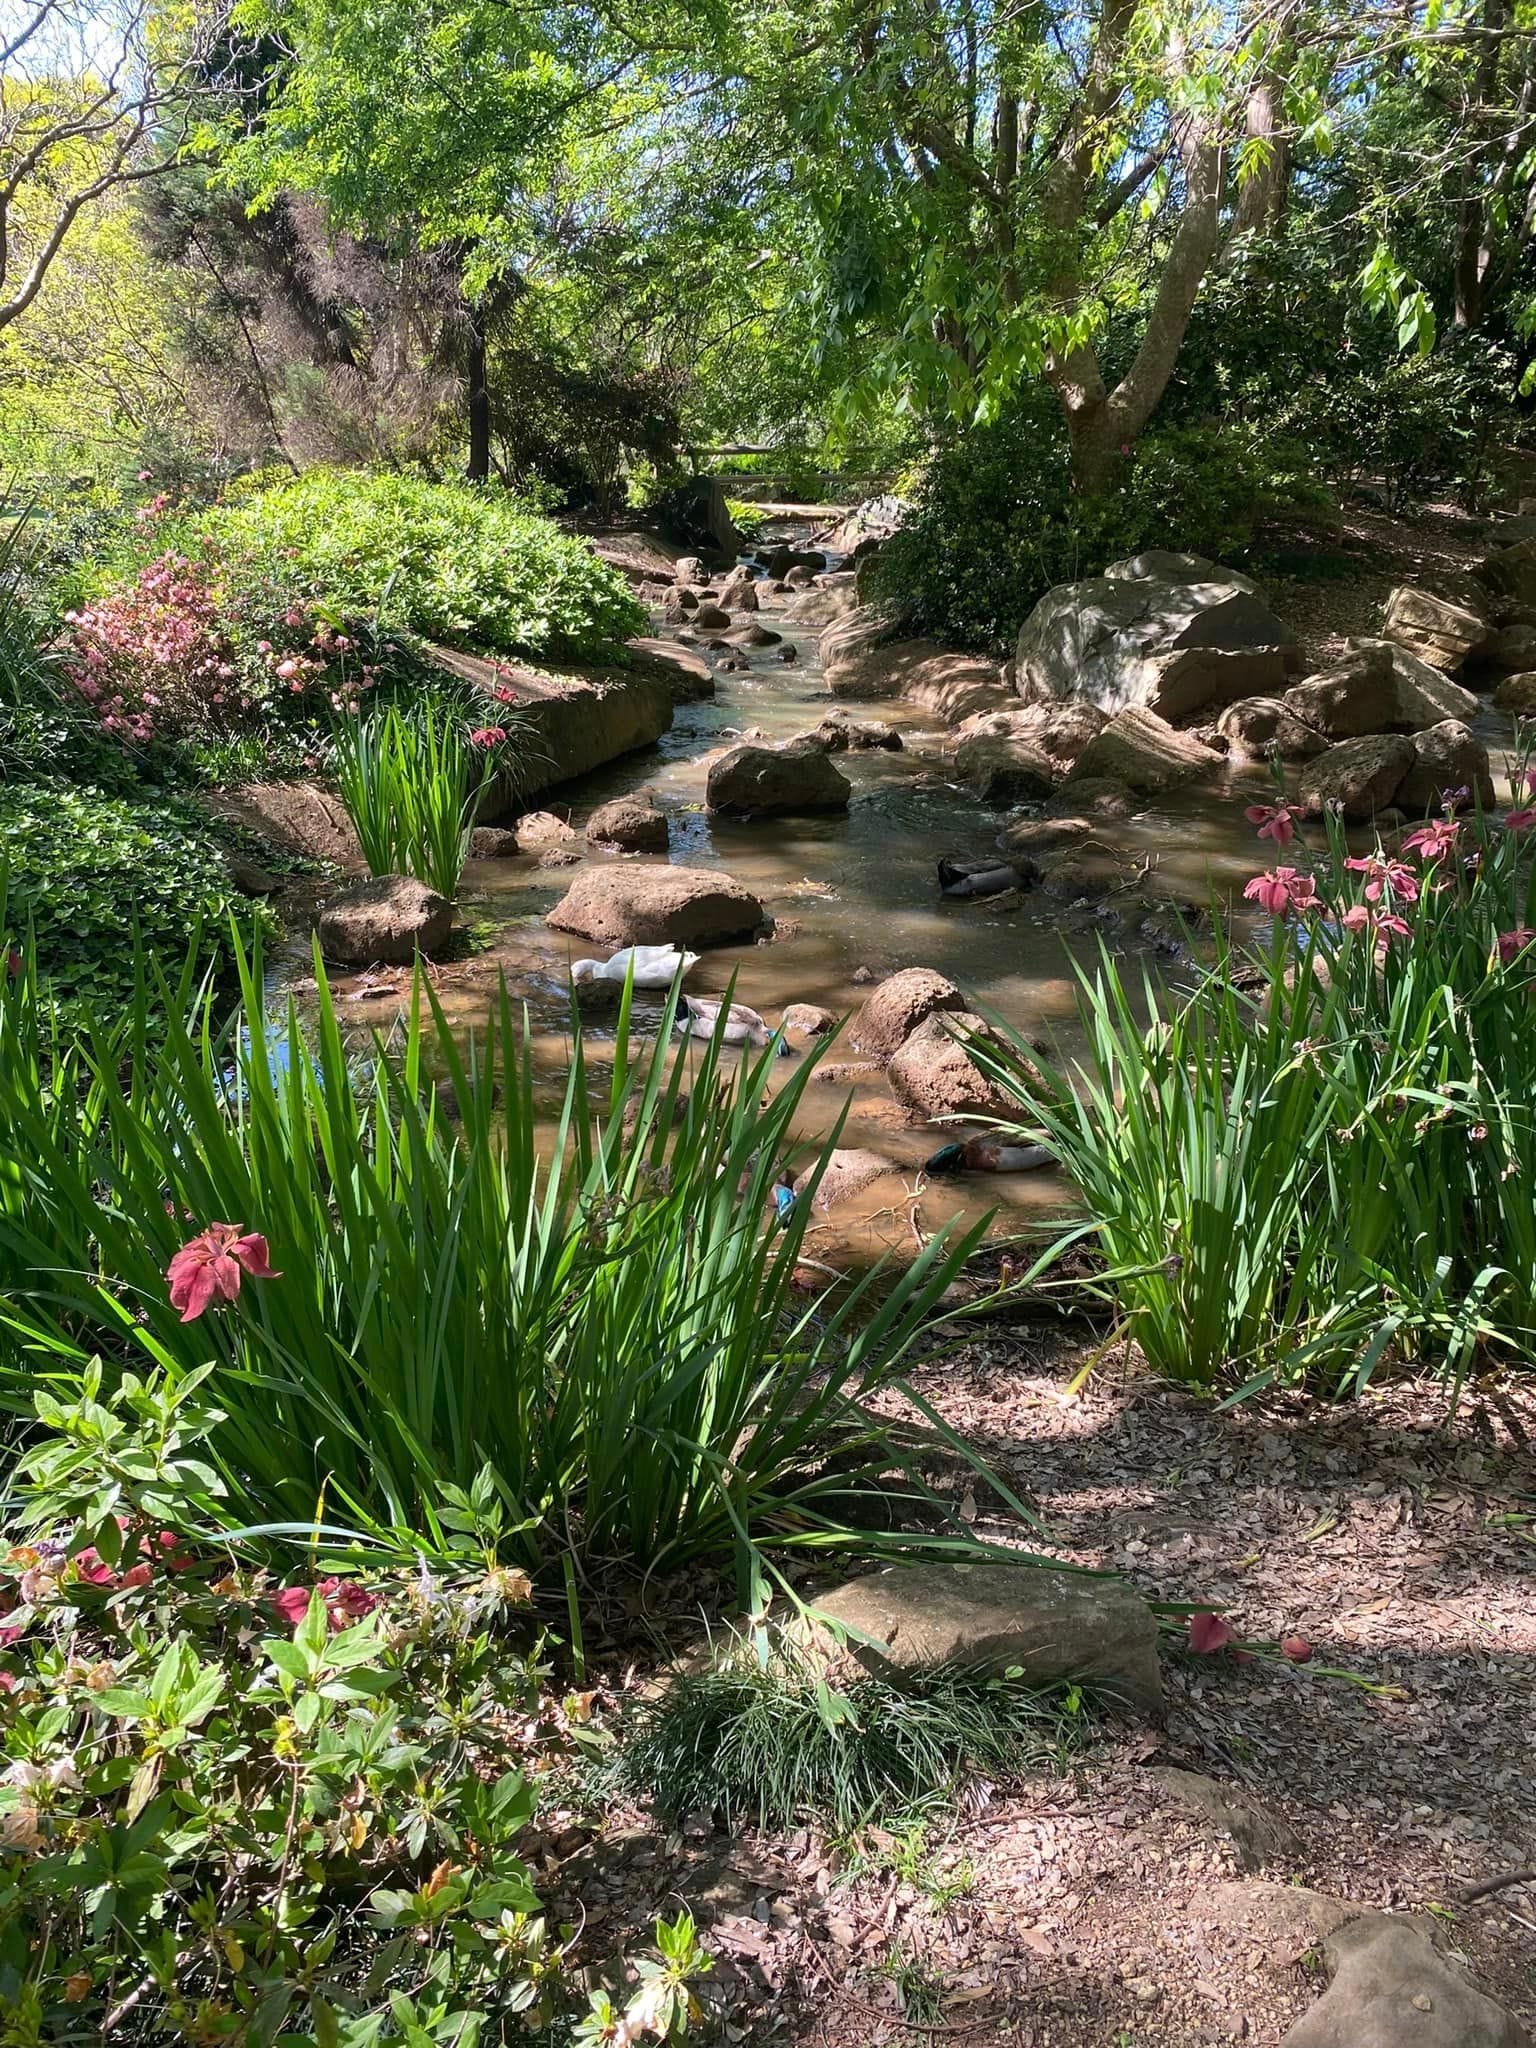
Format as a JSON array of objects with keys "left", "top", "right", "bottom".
[
  {"left": 924, "top": 1135, "right": 1054, "bottom": 1175},
  {"left": 939, "top": 859, "right": 1023, "bottom": 899},
  {"left": 570, "top": 944, "right": 699, "bottom": 988},
  {"left": 676, "top": 994, "right": 787, "bottom": 1050}
]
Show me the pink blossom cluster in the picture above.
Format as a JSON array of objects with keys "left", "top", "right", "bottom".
[
  {"left": 1242, "top": 782, "right": 1536, "bottom": 962},
  {"left": 64, "top": 555, "right": 247, "bottom": 744},
  {"left": 270, "top": 1578, "right": 381, "bottom": 1631}
]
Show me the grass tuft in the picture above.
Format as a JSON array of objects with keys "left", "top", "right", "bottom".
[{"left": 611, "top": 1640, "right": 1093, "bottom": 1830}]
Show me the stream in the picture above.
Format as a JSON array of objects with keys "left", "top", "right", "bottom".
[{"left": 275, "top": 535, "right": 1307, "bottom": 1265}]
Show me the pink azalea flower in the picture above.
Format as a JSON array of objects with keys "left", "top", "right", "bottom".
[
  {"left": 1403, "top": 819, "right": 1459, "bottom": 861},
  {"left": 1244, "top": 802, "right": 1302, "bottom": 848},
  {"left": 1497, "top": 928, "right": 1535, "bottom": 965},
  {"left": 1188, "top": 1612, "right": 1234, "bottom": 1654},
  {"left": 166, "top": 1225, "right": 280, "bottom": 1322},
  {"left": 1243, "top": 867, "right": 1318, "bottom": 917},
  {"left": 271, "top": 1577, "right": 379, "bottom": 1632}
]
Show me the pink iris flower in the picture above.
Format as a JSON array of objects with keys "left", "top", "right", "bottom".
[
  {"left": 1243, "top": 867, "right": 1319, "bottom": 917},
  {"left": 1188, "top": 1613, "right": 1234, "bottom": 1654},
  {"left": 1343, "top": 855, "right": 1419, "bottom": 904},
  {"left": 166, "top": 1225, "right": 280, "bottom": 1322},
  {"left": 1244, "top": 802, "right": 1303, "bottom": 848},
  {"left": 1402, "top": 819, "right": 1459, "bottom": 861}
]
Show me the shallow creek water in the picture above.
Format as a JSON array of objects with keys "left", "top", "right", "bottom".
[{"left": 281, "top": 575, "right": 1329, "bottom": 1261}]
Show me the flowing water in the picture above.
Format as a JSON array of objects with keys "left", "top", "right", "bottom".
[{"left": 278, "top": 553, "right": 1303, "bottom": 1263}]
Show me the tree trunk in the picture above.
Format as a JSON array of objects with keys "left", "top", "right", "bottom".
[
  {"left": 1453, "top": 0, "right": 1509, "bottom": 329},
  {"left": 465, "top": 299, "right": 490, "bottom": 483}
]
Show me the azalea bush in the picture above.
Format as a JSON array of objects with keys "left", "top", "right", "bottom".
[
  {"left": 0, "top": 939, "right": 993, "bottom": 1598},
  {"left": 58, "top": 537, "right": 390, "bottom": 780},
  {"left": 0, "top": 1367, "right": 712, "bottom": 2045},
  {"left": 974, "top": 765, "right": 1536, "bottom": 1391}
]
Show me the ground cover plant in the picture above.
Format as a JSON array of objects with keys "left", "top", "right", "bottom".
[
  {"left": 974, "top": 769, "right": 1536, "bottom": 1392},
  {"left": 0, "top": 940, "right": 1004, "bottom": 1602},
  {"left": 0, "top": 1366, "right": 712, "bottom": 2045}
]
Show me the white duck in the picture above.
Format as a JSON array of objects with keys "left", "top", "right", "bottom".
[
  {"left": 570, "top": 944, "right": 700, "bottom": 989},
  {"left": 675, "top": 994, "right": 784, "bottom": 1050}
]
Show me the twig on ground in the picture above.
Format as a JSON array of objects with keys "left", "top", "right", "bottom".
[{"left": 1460, "top": 1866, "right": 1536, "bottom": 1904}]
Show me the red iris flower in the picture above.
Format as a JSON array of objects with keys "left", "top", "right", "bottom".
[{"left": 166, "top": 1225, "right": 280, "bottom": 1322}]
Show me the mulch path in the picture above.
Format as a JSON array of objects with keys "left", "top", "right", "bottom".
[
  {"left": 1266, "top": 496, "right": 1491, "bottom": 668},
  {"left": 549, "top": 1338, "right": 1535, "bottom": 2046}
]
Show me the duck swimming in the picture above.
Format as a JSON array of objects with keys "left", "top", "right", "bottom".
[
  {"left": 924, "top": 1134, "right": 1054, "bottom": 1175},
  {"left": 570, "top": 944, "right": 700, "bottom": 988},
  {"left": 676, "top": 994, "right": 788, "bottom": 1051}
]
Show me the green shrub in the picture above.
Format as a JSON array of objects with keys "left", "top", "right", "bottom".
[
  {"left": 972, "top": 774, "right": 1536, "bottom": 1391},
  {"left": 871, "top": 396, "right": 1326, "bottom": 653},
  {"left": 195, "top": 469, "right": 647, "bottom": 661},
  {"left": 0, "top": 783, "right": 261, "bottom": 1005},
  {"left": 612, "top": 1640, "right": 1092, "bottom": 1830},
  {"left": 0, "top": 945, "right": 1003, "bottom": 1597},
  {"left": 0, "top": 1365, "right": 712, "bottom": 2044},
  {"left": 1163, "top": 245, "right": 1517, "bottom": 511}
]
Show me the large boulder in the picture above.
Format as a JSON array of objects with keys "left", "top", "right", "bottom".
[
  {"left": 1487, "top": 622, "right": 1536, "bottom": 672},
  {"left": 1371, "top": 639, "right": 1481, "bottom": 728},
  {"left": 1066, "top": 706, "right": 1217, "bottom": 795},
  {"left": 818, "top": 605, "right": 903, "bottom": 695},
  {"left": 1298, "top": 735, "right": 1415, "bottom": 819},
  {"left": 853, "top": 967, "right": 965, "bottom": 1058},
  {"left": 1279, "top": 1912, "right": 1531, "bottom": 2048},
  {"left": 430, "top": 650, "right": 673, "bottom": 806},
  {"left": 1382, "top": 586, "right": 1490, "bottom": 673},
  {"left": 1494, "top": 670, "right": 1536, "bottom": 713},
  {"left": 1397, "top": 719, "right": 1495, "bottom": 813},
  {"left": 794, "top": 1147, "right": 903, "bottom": 1210},
  {"left": 628, "top": 639, "right": 714, "bottom": 703},
  {"left": 201, "top": 780, "right": 363, "bottom": 870},
  {"left": 799, "top": 712, "right": 904, "bottom": 754},
  {"left": 802, "top": 1562, "right": 1163, "bottom": 1717},
  {"left": 317, "top": 876, "right": 453, "bottom": 964},
  {"left": 546, "top": 864, "right": 763, "bottom": 947},
  {"left": 821, "top": 609, "right": 1007, "bottom": 717},
  {"left": 1015, "top": 552, "right": 1300, "bottom": 719},
  {"left": 1284, "top": 642, "right": 1397, "bottom": 737},
  {"left": 585, "top": 796, "right": 669, "bottom": 853},
  {"left": 886, "top": 1010, "right": 1012, "bottom": 1120},
  {"left": 953, "top": 732, "right": 1058, "bottom": 803},
  {"left": 513, "top": 810, "right": 579, "bottom": 853},
  {"left": 1217, "top": 697, "right": 1328, "bottom": 760},
  {"left": 952, "top": 704, "right": 1105, "bottom": 801},
  {"left": 706, "top": 742, "right": 851, "bottom": 815}
]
